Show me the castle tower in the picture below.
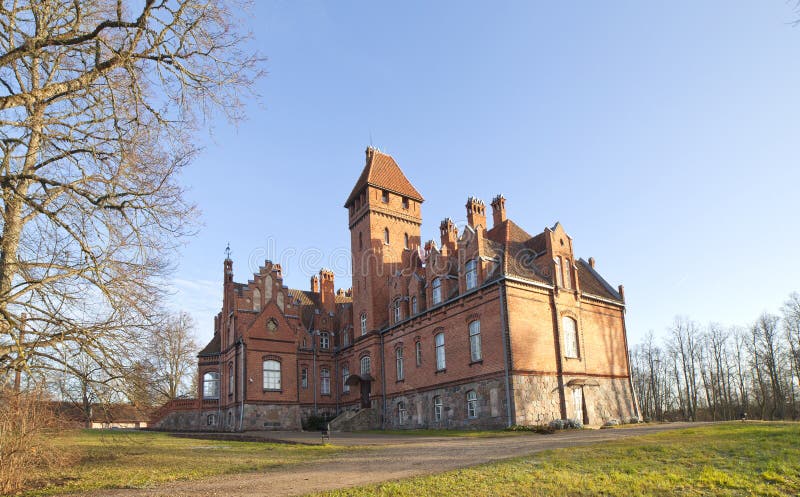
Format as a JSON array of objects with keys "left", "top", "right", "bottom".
[{"left": 344, "top": 147, "right": 424, "bottom": 334}]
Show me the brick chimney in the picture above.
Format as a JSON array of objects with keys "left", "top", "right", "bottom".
[
  {"left": 310, "top": 275, "right": 319, "bottom": 293},
  {"left": 319, "top": 269, "right": 335, "bottom": 313},
  {"left": 466, "top": 197, "right": 486, "bottom": 230},
  {"left": 439, "top": 218, "right": 458, "bottom": 254},
  {"left": 588, "top": 257, "right": 596, "bottom": 269},
  {"left": 490, "top": 195, "right": 506, "bottom": 228}
]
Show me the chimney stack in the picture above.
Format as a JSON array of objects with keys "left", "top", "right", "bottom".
[
  {"left": 439, "top": 218, "right": 458, "bottom": 253},
  {"left": 310, "top": 275, "right": 319, "bottom": 293},
  {"left": 466, "top": 197, "right": 486, "bottom": 230},
  {"left": 319, "top": 269, "right": 335, "bottom": 313},
  {"left": 490, "top": 194, "right": 506, "bottom": 228},
  {"left": 588, "top": 257, "right": 595, "bottom": 269}
]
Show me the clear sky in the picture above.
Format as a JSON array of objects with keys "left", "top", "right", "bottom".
[{"left": 169, "top": 1, "right": 800, "bottom": 348}]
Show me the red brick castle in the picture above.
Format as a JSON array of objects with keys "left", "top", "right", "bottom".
[{"left": 152, "top": 147, "right": 639, "bottom": 431}]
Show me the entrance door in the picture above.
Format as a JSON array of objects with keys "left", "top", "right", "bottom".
[
  {"left": 573, "top": 387, "right": 584, "bottom": 423},
  {"left": 360, "top": 379, "right": 371, "bottom": 409}
]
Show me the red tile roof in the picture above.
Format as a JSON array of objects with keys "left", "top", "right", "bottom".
[{"left": 345, "top": 148, "right": 424, "bottom": 206}]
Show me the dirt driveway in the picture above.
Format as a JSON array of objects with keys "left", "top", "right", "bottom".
[{"left": 79, "top": 422, "right": 702, "bottom": 497}]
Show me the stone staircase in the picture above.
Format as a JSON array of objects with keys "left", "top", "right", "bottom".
[{"left": 328, "top": 408, "right": 380, "bottom": 432}]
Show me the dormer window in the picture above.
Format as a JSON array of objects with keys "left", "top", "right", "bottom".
[
  {"left": 393, "top": 299, "right": 402, "bottom": 323},
  {"left": 465, "top": 259, "right": 478, "bottom": 290},
  {"left": 382, "top": 190, "right": 389, "bottom": 203},
  {"left": 555, "top": 256, "right": 563, "bottom": 287},
  {"left": 432, "top": 278, "right": 442, "bottom": 305}
]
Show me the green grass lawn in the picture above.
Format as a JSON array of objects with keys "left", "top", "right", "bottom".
[
  {"left": 23, "top": 430, "right": 341, "bottom": 496},
  {"left": 314, "top": 422, "right": 800, "bottom": 497}
]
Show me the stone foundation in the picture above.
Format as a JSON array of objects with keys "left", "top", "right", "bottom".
[
  {"left": 512, "top": 374, "right": 637, "bottom": 426},
  {"left": 386, "top": 377, "right": 508, "bottom": 430}
]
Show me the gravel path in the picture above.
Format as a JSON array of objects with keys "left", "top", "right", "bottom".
[{"left": 78, "top": 422, "right": 703, "bottom": 497}]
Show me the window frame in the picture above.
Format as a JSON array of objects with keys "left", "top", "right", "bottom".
[
  {"left": 319, "top": 331, "right": 330, "bottom": 350},
  {"left": 467, "top": 390, "right": 478, "bottom": 419},
  {"left": 433, "top": 395, "right": 443, "bottom": 422},
  {"left": 320, "top": 367, "right": 331, "bottom": 395},
  {"left": 384, "top": 227, "right": 390, "bottom": 245},
  {"left": 415, "top": 340, "right": 422, "bottom": 367},
  {"left": 202, "top": 372, "right": 219, "bottom": 399},
  {"left": 469, "top": 320, "right": 482, "bottom": 362},
  {"left": 301, "top": 367, "right": 308, "bottom": 389},
  {"left": 382, "top": 190, "right": 389, "bottom": 203},
  {"left": 465, "top": 259, "right": 478, "bottom": 290},
  {"left": 342, "top": 366, "right": 350, "bottom": 393},
  {"left": 398, "top": 401, "right": 407, "bottom": 425},
  {"left": 411, "top": 296, "right": 418, "bottom": 315},
  {"left": 396, "top": 347, "right": 404, "bottom": 381},
  {"left": 360, "top": 313, "right": 367, "bottom": 335},
  {"left": 432, "top": 278, "right": 442, "bottom": 305},
  {"left": 435, "top": 332, "right": 446, "bottom": 371},
  {"left": 555, "top": 256, "right": 564, "bottom": 287},
  {"left": 393, "top": 299, "right": 402, "bottom": 323},
  {"left": 360, "top": 355, "right": 371, "bottom": 376},
  {"left": 563, "top": 316, "right": 579, "bottom": 358},
  {"left": 228, "top": 363, "right": 234, "bottom": 395},
  {"left": 262, "top": 359, "right": 281, "bottom": 391}
]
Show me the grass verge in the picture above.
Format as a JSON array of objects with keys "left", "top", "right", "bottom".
[
  {"left": 314, "top": 422, "right": 800, "bottom": 496},
  {"left": 360, "top": 428, "right": 534, "bottom": 438},
  {"left": 22, "top": 429, "right": 341, "bottom": 496}
]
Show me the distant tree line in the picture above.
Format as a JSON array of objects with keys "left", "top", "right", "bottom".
[{"left": 631, "top": 292, "right": 800, "bottom": 422}]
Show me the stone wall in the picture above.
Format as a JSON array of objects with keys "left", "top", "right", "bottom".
[
  {"left": 241, "top": 403, "right": 302, "bottom": 430},
  {"left": 153, "top": 408, "right": 224, "bottom": 432},
  {"left": 512, "top": 374, "right": 637, "bottom": 426},
  {"left": 385, "top": 377, "right": 508, "bottom": 430}
]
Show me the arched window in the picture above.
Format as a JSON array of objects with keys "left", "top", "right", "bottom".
[
  {"left": 262, "top": 360, "right": 281, "bottom": 390},
  {"left": 360, "top": 312, "right": 367, "bottom": 335},
  {"left": 465, "top": 259, "right": 478, "bottom": 290},
  {"left": 398, "top": 401, "right": 407, "bottom": 424},
  {"left": 411, "top": 296, "right": 418, "bottom": 315},
  {"left": 228, "top": 363, "right": 234, "bottom": 394},
  {"left": 415, "top": 340, "right": 422, "bottom": 367},
  {"left": 319, "top": 332, "right": 330, "bottom": 350},
  {"left": 361, "top": 355, "right": 371, "bottom": 375},
  {"left": 359, "top": 231, "right": 363, "bottom": 250},
  {"left": 432, "top": 278, "right": 442, "bottom": 305},
  {"left": 433, "top": 395, "right": 443, "bottom": 422},
  {"left": 466, "top": 390, "right": 478, "bottom": 419},
  {"left": 252, "top": 288, "right": 261, "bottom": 311},
  {"left": 563, "top": 316, "right": 579, "bottom": 358},
  {"left": 469, "top": 320, "right": 482, "bottom": 362},
  {"left": 555, "top": 256, "right": 564, "bottom": 287},
  {"left": 393, "top": 299, "right": 402, "bottom": 323},
  {"left": 404, "top": 233, "right": 410, "bottom": 249},
  {"left": 435, "top": 332, "right": 446, "bottom": 370},
  {"left": 563, "top": 258, "right": 572, "bottom": 289},
  {"left": 320, "top": 368, "right": 330, "bottom": 395},
  {"left": 396, "top": 347, "right": 404, "bottom": 381},
  {"left": 341, "top": 329, "right": 350, "bottom": 347},
  {"left": 342, "top": 366, "right": 350, "bottom": 393},
  {"left": 202, "top": 372, "right": 219, "bottom": 399},
  {"left": 384, "top": 228, "right": 390, "bottom": 245}
]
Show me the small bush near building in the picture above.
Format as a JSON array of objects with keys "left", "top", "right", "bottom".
[{"left": 548, "top": 418, "right": 583, "bottom": 430}]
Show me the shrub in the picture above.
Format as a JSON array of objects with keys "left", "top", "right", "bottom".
[
  {"left": 0, "top": 387, "right": 65, "bottom": 494},
  {"left": 627, "top": 416, "right": 640, "bottom": 424},
  {"left": 603, "top": 419, "right": 620, "bottom": 428},
  {"left": 548, "top": 418, "right": 583, "bottom": 431},
  {"left": 302, "top": 414, "right": 336, "bottom": 431},
  {"left": 505, "top": 424, "right": 555, "bottom": 434}
]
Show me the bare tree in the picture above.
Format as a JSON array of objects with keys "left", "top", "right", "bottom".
[
  {"left": 147, "top": 311, "right": 198, "bottom": 402},
  {"left": 0, "top": 1, "right": 261, "bottom": 383}
]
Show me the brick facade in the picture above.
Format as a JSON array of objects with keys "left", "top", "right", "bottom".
[{"left": 152, "top": 147, "right": 639, "bottom": 431}]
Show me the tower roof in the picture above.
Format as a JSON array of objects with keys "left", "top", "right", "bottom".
[{"left": 344, "top": 147, "right": 424, "bottom": 207}]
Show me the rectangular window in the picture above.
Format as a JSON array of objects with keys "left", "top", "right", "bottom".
[
  {"left": 412, "top": 297, "right": 418, "bottom": 315},
  {"left": 228, "top": 363, "right": 234, "bottom": 395},
  {"left": 263, "top": 360, "right": 281, "bottom": 390},
  {"left": 320, "top": 368, "right": 330, "bottom": 395},
  {"left": 415, "top": 341, "right": 422, "bottom": 367},
  {"left": 360, "top": 313, "right": 367, "bottom": 336},
  {"left": 320, "top": 332, "right": 329, "bottom": 350},
  {"left": 301, "top": 368, "right": 308, "bottom": 389},
  {"left": 469, "top": 321, "right": 482, "bottom": 362},
  {"left": 203, "top": 372, "right": 219, "bottom": 399},
  {"left": 382, "top": 190, "right": 389, "bottom": 203},
  {"left": 342, "top": 366, "right": 350, "bottom": 393},
  {"left": 432, "top": 278, "right": 442, "bottom": 305},
  {"left": 467, "top": 391, "right": 478, "bottom": 419},
  {"left": 465, "top": 260, "right": 478, "bottom": 290},
  {"left": 435, "top": 333, "right": 446, "bottom": 371},
  {"left": 434, "top": 396, "right": 442, "bottom": 422},
  {"left": 563, "top": 317, "right": 579, "bottom": 358},
  {"left": 398, "top": 402, "right": 407, "bottom": 424},
  {"left": 341, "top": 331, "right": 349, "bottom": 347},
  {"left": 396, "top": 348, "right": 404, "bottom": 381},
  {"left": 402, "top": 197, "right": 409, "bottom": 209},
  {"left": 361, "top": 356, "right": 371, "bottom": 375},
  {"left": 393, "top": 300, "right": 401, "bottom": 323}
]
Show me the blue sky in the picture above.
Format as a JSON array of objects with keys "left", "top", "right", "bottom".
[{"left": 170, "top": 1, "right": 800, "bottom": 347}]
